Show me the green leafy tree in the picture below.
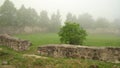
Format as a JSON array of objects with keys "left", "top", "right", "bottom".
[
  {"left": 16, "top": 5, "right": 39, "bottom": 33},
  {"left": 17, "top": 5, "right": 37, "bottom": 27},
  {"left": 16, "top": 5, "right": 28, "bottom": 27},
  {"left": 58, "top": 22, "right": 87, "bottom": 45},
  {"left": 114, "top": 19, "right": 120, "bottom": 32},
  {"left": 0, "top": 0, "right": 16, "bottom": 26},
  {"left": 50, "top": 11, "right": 61, "bottom": 32},
  {"left": 39, "top": 10, "right": 50, "bottom": 28},
  {"left": 95, "top": 18, "right": 110, "bottom": 29},
  {"left": 77, "top": 13, "right": 95, "bottom": 29},
  {"left": 0, "top": 0, "right": 17, "bottom": 33},
  {"left": 66, "top": 13, "right": 77, "bottom": 23},
  {"left": 27, "top": 8, "right": 39, "bottom": 26}
]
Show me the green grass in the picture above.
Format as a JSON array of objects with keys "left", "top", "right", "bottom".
[
  {"left": 15, "top": 33, "right": 120, "bottom": 47},
  {"left": 0, "top": 33, "right": 120, "bottom": 68},
  {"left": 15, "top": 33, "right": 60, "bottom": 54},
  {"left": 84, "top": 34, "right": 120, "bottom": 47},
  {"left": 16, "top": 33, "right": 60, "bottom": 46},
  {"left": 14, "top": 33, "right": 120, "bottom": 54},
  {"left": 0, "top": 46, "right": 27, "bottom": 68},
  {"left": 32, "top": 58, "right": 120, "bottom": 68}
]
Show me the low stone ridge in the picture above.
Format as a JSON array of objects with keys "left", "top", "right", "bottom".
[
  {"left": 38, "top": 44, "right": 120, "bottom": 63},
  {"left": 0, "top": 34, "right": 31, "bottom": 51}
]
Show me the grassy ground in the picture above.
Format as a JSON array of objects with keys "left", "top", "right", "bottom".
[
  {"left": 15, "top": 33, "right": 60, "bottom": 54},
  {"left": 14, "top": 33, "right": 120, "bottom": 56},
  {"left": 15, "top": 33, "right": 120, "bottom": 47},
  {"left": 0, "top": 46, "right": 120, "bottom": 68},
  {"left": 0, "top": 33, "right": 120, "bottom": 68},
  {"left": 84, "top": 34, "right": 120, "bottom": 47},
  {"left": 15, "top": 33, "right": 120, "bottom": 53}
]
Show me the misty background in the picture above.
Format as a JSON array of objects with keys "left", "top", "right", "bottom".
[{"left": 0, "top": 0, "right": 120, "bottom": 34}]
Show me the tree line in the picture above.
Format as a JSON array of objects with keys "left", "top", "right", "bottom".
[
  {"left": 0, "top": 0, "right": 61, "bottom": 33},
  {"left": 66, "top": 13, "right": 120, "bottom": 34},
  {"left": 0, "top": 0, "right": 120, "bottom": 34}
]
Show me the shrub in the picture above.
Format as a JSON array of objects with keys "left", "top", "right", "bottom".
[{"left": 58, "top": 22, "right": 87, "bottom": 45}]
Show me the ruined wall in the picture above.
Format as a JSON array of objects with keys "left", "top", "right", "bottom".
[
  {"left": 38, "top": 44, "right": 120, "bottom": 63},
  {"left": 0, "top": 34, "right": 31, "bottom": 51}
]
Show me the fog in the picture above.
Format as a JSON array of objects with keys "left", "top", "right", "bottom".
[
  {"left": 0, "top": 0, "right": 120, "bottom": 21},
  {"left": 0, "top": 0, "right": 120, "bottom": 34}
]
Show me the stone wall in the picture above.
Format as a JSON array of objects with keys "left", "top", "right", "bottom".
[
  {"left": 38, "top": 44, "right": 120, "bottom": 63},
  {"left": 0, "top": 34, "right": 31, "bottom": 51}
]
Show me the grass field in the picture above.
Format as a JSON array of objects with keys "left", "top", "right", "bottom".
[
  {"left": 16, "top": 33, "right": 120, "bottom": 47},
  {"left": 15, "top": 33, "right": 120, "bottom": 54},
  {"left": 84, "top": 34, "right": 120, "bottom": 47},
  {"left": 0, "top": 33, "right": 120, "bottom": 68}
]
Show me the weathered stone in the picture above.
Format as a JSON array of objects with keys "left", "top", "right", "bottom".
[
  {"left": 38, "top": 44, "right": 120, "bottom": 63},
  {"left": 0, "top": 34, "right": 31, "bottom": 51}
]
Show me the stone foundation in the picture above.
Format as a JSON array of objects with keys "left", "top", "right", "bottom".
[
  {"left": 0, "top": 34, "right": 31, "bottom": 51},
  {"left": 38, "top": 44, "right": 120, "bottom": 63}
]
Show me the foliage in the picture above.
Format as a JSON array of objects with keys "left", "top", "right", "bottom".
[
  {"left": 58, "top": 22, "right": 87, "bottom": 45},
  {"left": 39, "top": 10, "right": 50, "bottom": 28},
  {"left": 0, "top": 0, "right": 120, "bottom": 34},
  {"left": 0, "top": 0, "right": 61, "bottom": 33},
  {"left": 77, "top": 13, "right": 95, "bottom": 29},
  {"left": 17, "top": 5, "right": 38, "bottom": 27},
  {"left": 95, "top": 18, "right": 110, "bottom": 28},
  {"left": 50, "top": 11, "right": 61, "bottom": 32},
  {"left": 0, "top": 0, "right": 16, "bottom": 26},
  {"left": 17, "top": 5, "right": 28, "bottom": 27},
  {"left": 114, "top": 19, "right": 120, "bottom": 31}
]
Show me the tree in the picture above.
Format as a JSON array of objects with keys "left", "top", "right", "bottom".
[
  {"left": 50, "top": 11, "right": 61, "bottom": 32},
  {"left": 95, "top": 18, "right": 110, "bottom": 28},
  {"left": 16, "top": 5, "right": 28, "bottom": 27},
  {"left": 39, "top": 10, "right": 50, "bottom": 28},
  {"left": 77, "top": 13, "right": 95, "bottom": 29},
  {"left": 114, "top": 19, "right": 120, "bottom": 32},
  {"left": 58, "top": 22, "right": 87, "bottom": 45},
  {"left": 65, "top": 13, "right": 77, "bottom": 23},
  {"left": 0, "top": 0, "right": 17, "bottom": 33},
  {"left": 27, "top": 8, "right": 39, "bottom": 26},
  {"left": 0, "top": 0, "right": 16, "bottom": 26},
  {"left": 17, "top": 5, "right": 38, "bottom": 27}
]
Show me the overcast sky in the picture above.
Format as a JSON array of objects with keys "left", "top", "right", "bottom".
[{"left": 0, "top": 0, "right": 120, "bottom": 21}]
